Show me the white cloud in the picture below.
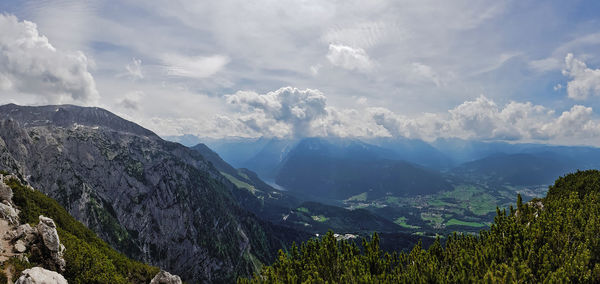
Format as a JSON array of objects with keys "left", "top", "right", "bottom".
[
  {"left": 161, "top": 54, "right": 229, "bottom": 78},
  {"left": 410, "top": 62, "right": 442, "bottom": 86},
  {"left": 368, "top": 94, "right": 599, "bottom": 143},
  {"left": 225, "top": 87, "right": 328, "bottom": 137},
  {"left": 529, "top": 57, "right": 561, "bottom": 72},
  {"left": 326, "top": 44, "right": 374, "bottom": 72},
  {"left": 0, "top": 14, "right": 98, "bottom": 104},
  {"left": 125, "top": 58, "right": 144, "bottom": 79},
  {"left": 562, "top": 53, "right": 600, "bottom": 100}
]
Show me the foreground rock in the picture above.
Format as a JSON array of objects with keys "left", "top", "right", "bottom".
[
  {"left": 31, "top": 216, "right": 66, "bottom": 272},
  {"left": 150, "top": 270, "right": 182, "bottom": 284},
  {"left": 15, "top": 267, "right": 68, "bottom": 284}
]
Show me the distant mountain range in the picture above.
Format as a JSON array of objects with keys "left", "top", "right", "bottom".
[
  {"left": 275, "top": 138, "right": 452, "bottom": 200},
  {"left": 168, "top": 134, "right": 600, "bottom": 192}
]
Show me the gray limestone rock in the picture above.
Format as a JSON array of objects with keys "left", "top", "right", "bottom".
[
  {"left": 14, "top": 239, "right": 27, "bottom": 253},
  {"left": 37, "top": 216, "right": 60, "bottom": 252},
  {"left": 0, "top": 201, "right": 18, "bottom": 225},
  {"left": 15, "top": 267, "right": 67, "bottom": 284},
  {"left": 150, "top": 270, "right": 182, "bottom": 284},
  {"left": 0, "top": 180, "right": 13, "bottom": 202}
]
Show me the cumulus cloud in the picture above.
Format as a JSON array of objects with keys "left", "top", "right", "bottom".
[
  {"left": 0, "top": 14, "right": 98, "bottom": 104},
  {"left": 367, "top": 95, "right": 600, "bottom": 142},
  {"left": 225, "top": 87, "right": 328, "bottom": 137},
  {"left": 326, "top": 44, "right": 374, "bottom": 72},
  {"left": 562, "top": 53, "right": 600, "bottom": 100},
  {"left": 161, "top": 54, "right": 229, "bottom": 78}
]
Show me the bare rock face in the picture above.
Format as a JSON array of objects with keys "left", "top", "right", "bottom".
[
  {"left": 15, "top": 267, "right": 68, "bottom": 284},
  {"left": 150, "top": 270, "right": 182, "bottom": 284},
  {"left": 0, "top": 201, "right": 18, "bottom": 225},
  {"left": 0, "top": 179, "right": 13, "bottom": 203}
]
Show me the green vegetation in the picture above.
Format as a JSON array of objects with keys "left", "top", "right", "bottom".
[
  {"left": 420, "top": 212, "right": 443, "bottom": 227},
  {"left": 6, "top": 178, "right": 159, "bottom": 283},
  {"left": 310, "top": 215, "right": 329, "bottom": 222},
  {"left": 346, "top": 192, "right": 368, "bottom": 202},
  {"left": 445, "top": 218, "right": 485, "bottom": 228},
  {"left": 296, "top": 207, "right": 309, "bottom": 214},
  {"left": 222, "top": 172, "right": 258, "bottom": 194},
  {"left": 3, "top": 257, "right": 34, "bottom": 282},
  {"left": 240, "top": 170, "right": 600, "bottom": 283},
  {"left": 393, "top": 217, "right": 420, "bottom": 229}
]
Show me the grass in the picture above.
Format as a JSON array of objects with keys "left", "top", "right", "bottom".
[
  {"left": 297, "top": 207, "right": 310, "bottom": 213},
  {"left": 421, "top": 212, "right": 444, "bottom": 227},
  {"left": 394, "top": 217, "right": 420, "bottom": 229},
  {"left": 346, "top": 192, "right": 368, "bottom": 202},
  {"left": 446, "top": 218, "right": 486, "bottom": 228},
  {"left": 311, "top": 215, "right": 330, "bottom": 222},
  {"left": 221, "top": 172, "right": 258, "bottom": 194}
]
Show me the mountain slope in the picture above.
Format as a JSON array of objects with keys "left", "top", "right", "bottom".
[
  {"left": 275, "top": 138, "right": 452, "bottom": 200},
  {"left": 190, "top": 143, "right": 300, "bottom": 217},
  {"left": 0, "top": 104, "right": 302, "bottom": 282},
  {"left": 451, "top": 152, "right": 579, "bottom": 185},
  {"left": 4, "top": 174, "right": 159, "bottom": 283}
]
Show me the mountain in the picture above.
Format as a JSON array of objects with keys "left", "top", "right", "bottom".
[
  {"left": 365, "top": 137, "right": 454, "bottom": 169},
  {"left": 242, "top": 170, "right": 600, "bottom": 282},
  {"left": 0, "top": 104, "right": 306, "bottom": 282},
  {"left": 189, "top": 143, "right": 300, "bottom": 218},
  {"left": 240, "top": 138, "right": 297, "bottom": 181},
  {"left": 275, "top": 138, "right": 452, "bottom": 200},
  {"left": 451, "top": 152, "right": 580, "bottom": 185},
  {"left": 201, "top": 137, "right": 273, "bottom": 169},
  {"left": 432, "top": 138, "right": 600, "bottom": 168},
  {"left": 278, "top": 201, "right": 402, "bottom": 234},
  {"left": 1, "top": 173, "right": 161, "bottom": 283}
]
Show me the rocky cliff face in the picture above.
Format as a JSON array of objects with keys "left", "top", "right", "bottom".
[{"left": 0, "top": 104, "right": 291, "bottom": 282}]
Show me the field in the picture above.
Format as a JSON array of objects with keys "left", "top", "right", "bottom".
[{"left": 343, "top": 182, "right": 549, "bottom": 236}]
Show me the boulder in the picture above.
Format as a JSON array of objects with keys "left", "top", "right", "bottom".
[
  {"left": 34, "top": 215, "right": 66, "bottom": 272},
  {"left": 14, "top": 239, "right": 27, "bottom": 253},
  {"left": 37, "top": 216, "right": 60, "bottom": 252},
  {"left": 15, "top": 223, "right": 37, "bottom": 244},
  {"left": 15, "top": 267, "right": 67, "bottom": 284},
  {"left": 150, "top": 270, "right": 182, "bottom": 284}
]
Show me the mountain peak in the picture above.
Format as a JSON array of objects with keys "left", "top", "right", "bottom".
[{"left": 0, "top": 104, "right": 156, "bottom": 137}]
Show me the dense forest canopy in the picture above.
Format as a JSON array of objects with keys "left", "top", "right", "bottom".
[{"left": 241, "top": 170, "right": 600, "bottom": 283}]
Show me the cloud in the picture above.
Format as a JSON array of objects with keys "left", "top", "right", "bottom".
[
  {"left": 117, "top": 90, "right": 143, "bottom": 110},
  {"left": 409, "top": 62, "right": 442, "bottom": 86},
  {"left": 368, "top": 94, "right": 600, "bottom": 143},
  {"left": 562, "top": 53, "right": 600, "bottom": 100},
  {"left": 225, "top": 87, "right": 328, "bottom": 137},
  {"left": 326, "top": 44, "right": 374, "bottom": 72},
  {"left": 125, "top": 58, "right": 143, "bottom": 79},
  {"left": 161, "top": 54, "right": 229, "bottom": 78},
  {"left": 0, "top": 14, "right": 98, "bottom": 104}
]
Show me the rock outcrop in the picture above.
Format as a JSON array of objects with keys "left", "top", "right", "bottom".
[
  {"left": 150, "top": 270, "right": 182, "bottom": 284},
  {"left": 15, "top": 267, "right": 68, "bottom": 284},
  {"left": 30, "top": 216, "right": 66, "bottom": 272},
  {"left": 0, "top": 174, "right": 66, "bottom": 277}
]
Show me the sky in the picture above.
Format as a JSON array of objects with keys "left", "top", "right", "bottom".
[{"left": 1, "top": 0, "right": 600, "bottom": 145}]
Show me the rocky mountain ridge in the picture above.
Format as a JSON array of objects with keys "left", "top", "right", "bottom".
[{"left": 0, "top": 104, "right": 300, "bottom": 282}]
